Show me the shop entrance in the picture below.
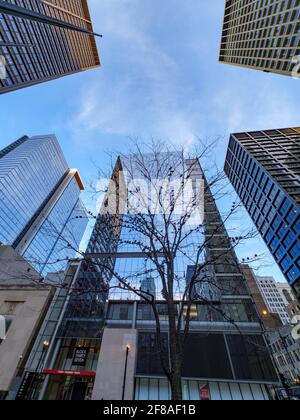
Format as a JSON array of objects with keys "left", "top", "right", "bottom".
[
  {"left": 70, "top": 381, "right": 88, "bottom": 400},
  {"left": 45, "top": 375, "right": 94, "bottom": 400}
]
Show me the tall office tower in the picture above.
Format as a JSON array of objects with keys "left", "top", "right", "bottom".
[
  {"left": 0, "top": 0, "right": 100, "bottom": 94},
  {"left": 224, "top": 127, "right": 300, "bottom": 300},
  {"left": 220, "top": 0, "right": 300, "bottom": 77},
  {"left": 0, "top": 135, "right": 88, "bottom": 276},
  {"left": 27, "top": 153, "right": 277, "bottom": 401}
]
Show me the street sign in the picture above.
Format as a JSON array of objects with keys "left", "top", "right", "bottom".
[{"left": 72, "top": 347, "right": 90, "bottom": 367}]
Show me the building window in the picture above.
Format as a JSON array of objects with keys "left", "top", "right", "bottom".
[{"left": 0, "top": 315, "right": 14, "bottom": 344}]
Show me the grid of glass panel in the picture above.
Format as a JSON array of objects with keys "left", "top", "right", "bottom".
[
  {"left": 98, "top": 159, "right": 257, "bottom": 333},
  {"left": 220, "top": 0, "right": 300, "bottom": 76},
  {"left": 61, "top": 155, "right": 261, "bottom": 340},
  {"left": 22, "top": 177, "right": 88, "bottom": 276},
  {"left": 0, "top": 135, "right": 68, "bottom": 245},
  {"left": 225, "top": 128, "right": 300, "bottom": 288},
  {"left": 135, "top": 331, "right": 276, "bottom": 387},
  {"left": 0, "top": 0, "right": 100, "bottom": 93},
  {"left": 0, "top": 134, "right": 88, "bottom": 276}
]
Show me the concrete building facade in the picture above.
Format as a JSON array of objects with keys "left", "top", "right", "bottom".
[
  {"left": 0, "top": 246, "right": 54, "bottom": 400},
  {"left": 268, "top": 325, "right": 300, "bottom": 388},
  {"left": 17, "top": 153, "right": 279, "bottom": 400}
]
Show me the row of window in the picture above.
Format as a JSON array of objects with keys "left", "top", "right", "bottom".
[{"left": 225, "top": 135, "right": 300, "bottom": 286}]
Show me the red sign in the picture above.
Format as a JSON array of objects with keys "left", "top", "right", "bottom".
[
  {"left": 42, "top": 369, "right": 96, "bottom": 377},
  {"left": 200, "top": 385, "right": 210, "bottom": 401}
]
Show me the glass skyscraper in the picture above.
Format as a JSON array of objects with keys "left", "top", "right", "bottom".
[
  {"left": 0, "top": 0, "right": 100, "bottom": 94},
  {"left": 224, "top": 127, "right": 300, "bottom": 299},
  {"left": 25, "top": 153, "right": 277, "bottom": 401},
  {"left": 0, "top": 134, "right": 88, "bottom": 276},
  {"left": 220, "top": 0, "right": 300, "bottom": 77}
]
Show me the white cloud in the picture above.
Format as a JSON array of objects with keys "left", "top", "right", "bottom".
[
  {"left": 70, "top": 0, "right": 203, "bottom": 148},
  {"left": 70, "top": 0, "right": 300, "bottom": 153},
  {"left": 70, "top": 0, "right": 299, "bottom": 281}
]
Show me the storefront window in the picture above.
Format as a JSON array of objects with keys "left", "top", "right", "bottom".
[
  {"left": 53, "top": 338, "right": 101, "bottom": 372},
  {"left": 44, "top": 375, "right": 95, "bottom": 401},
  {"left": 134, "top": 378, "right": 269, "bottom": 400}
]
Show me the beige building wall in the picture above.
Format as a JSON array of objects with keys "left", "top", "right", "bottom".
[
  {"left": 0, "top": 246, "right": 53, "bottom": 392},
  {"left": 92, "top": 328, "right": 138, "bottom": 401},
  {"left": 240, "top": 264, "right": 282, "bottom": 330}
]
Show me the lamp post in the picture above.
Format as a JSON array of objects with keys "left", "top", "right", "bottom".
[
  {"left": 122, "top": 344, "right": 131, "bottom": 401},
  {"left": 27, "top": 340, "right": 50, "bottom": 400},
  {"left": 0, "top": 42, "right": 35, "bottom": 47}
]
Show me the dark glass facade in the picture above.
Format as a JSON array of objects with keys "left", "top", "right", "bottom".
[
  {"left": 57, "top": 210, "right": 121, "bottom": 340},
  {"left": 220, "top": 0, "right": 300, "bottom": 77},
  {"left": 0, "top": 134, "right": 88, "bottom": 275},
  {"left": 224, "top": 127, "right": 300, "bottom": 297},
  {"left": 135, "top": 331, "right": 276, "bottom": 382},
  {"left": 0, "top": 0, "right": 100, "bottom": 94}
]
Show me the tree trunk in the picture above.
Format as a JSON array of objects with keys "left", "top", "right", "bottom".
[
  {"left": 170, "top": 354, "right": 183, "bottom": 400},
  {"left": 168, "top": 299, "right": 183, "bottom": 400}
]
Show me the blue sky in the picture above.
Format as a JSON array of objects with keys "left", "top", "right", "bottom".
[{"left": 0, "top": 0, "right": 299, "bottom": 282}]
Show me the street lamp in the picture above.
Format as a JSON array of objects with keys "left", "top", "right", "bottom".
[
  {"left": 43, "top": 341, "right": 50, "bottom": 351},
  {"left": 122, "top": 344, "right": 132, "bottom": 401},
  {"left": 260, "top": 309, "right": 298, "bottom": 399},
  {"left": 26, "top": 340, "right": 50, "bottom": 399}
]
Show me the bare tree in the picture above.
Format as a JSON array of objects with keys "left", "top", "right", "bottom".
[
  {"left": 75, "top": 139, "right": 262, "bottom": 400},
  {"left": 2, "top": 139, "right": 267, "bottom": 401}
]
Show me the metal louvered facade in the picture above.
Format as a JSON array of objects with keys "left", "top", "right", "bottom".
[{"left": 0, "top": 0, "right": 100, "bottom": 94}]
